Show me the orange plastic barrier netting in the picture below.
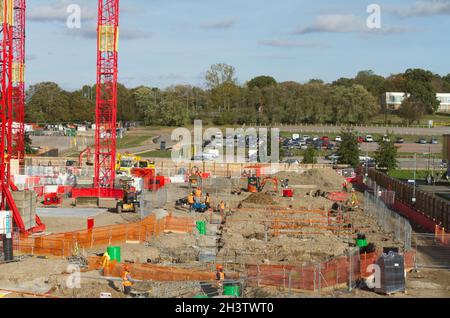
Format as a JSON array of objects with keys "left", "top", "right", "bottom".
[
  {"left": 88, "top": 256, "right": 216, "bottom": 282},
  {"left": 14, "top": 215, "right": 195, "bottom": 257},
  {"left": 247, "top": 250, "right": 416, "bottom": 291},
  {"left": 435, "top": 225, "right": 450, "bottom": 246}
]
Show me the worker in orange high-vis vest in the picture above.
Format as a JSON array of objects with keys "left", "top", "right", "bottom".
[
  {"left": 216, "top": 265, "right": 225, "bottom": 288},
  {"left": 188, "top": 192, "right": 195, "bottom": 212},
  {"left": 195, "top": 187, "right": 203, "bottom": 202},
  {"left": 205, "top": 193, "right": 211, "bottom": 209},
  {"left": 122, "top": 265, "right": 136, "bottom": 295},
  {"left": 219, "top": 201, "right": 226, "bottom": 221}
]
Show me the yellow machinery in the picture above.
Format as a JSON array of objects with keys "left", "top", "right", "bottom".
[
  {"left": 116, "top": 178, "right": 139, "bottom": 213},
  {"left": 116, "top": 153, "right": 155, "bottom": 176}
]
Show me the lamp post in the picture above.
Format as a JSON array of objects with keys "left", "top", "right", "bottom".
[{"left": 412, "top": 153, "right": 417, "bottom": 205}]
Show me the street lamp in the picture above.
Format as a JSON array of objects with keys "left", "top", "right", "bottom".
[{"left": 412, "top": 153, "right": 417, "bottom": 205}]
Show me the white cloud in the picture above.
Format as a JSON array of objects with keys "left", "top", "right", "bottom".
[
  {"left": 295, "top": 14, "right": 408, "bottom": 36},
  {"left": 258, "top": 39, "right": 327, "bottom": 49},
  {"left": 28, "top": 0, "right": 96, "bottom": 23},
  {"left": 389, "top": 0, "right": 450, "bottom": 17},
  {"left": 201, "top": 18, "right": 237, "bottom": 30}
]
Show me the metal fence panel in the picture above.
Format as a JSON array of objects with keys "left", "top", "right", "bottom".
[
  {"left": 412, "top": 233, "right": 450, "bottom": 269},
  {"left": 364, "top": 191, "right": 412, "bottom": 250}
]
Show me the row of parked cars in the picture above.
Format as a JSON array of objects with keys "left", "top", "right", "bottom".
[{"left": 283, "top": 135, "right": 338, "bottom": 151}]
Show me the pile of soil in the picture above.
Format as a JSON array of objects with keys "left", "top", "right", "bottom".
[{"left": 243, "top": 193, "right": 276, "bottom": 205}]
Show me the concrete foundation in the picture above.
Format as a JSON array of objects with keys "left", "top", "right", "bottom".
[{"left": 11, "top": 190, "right": 37, "bottom": 230}]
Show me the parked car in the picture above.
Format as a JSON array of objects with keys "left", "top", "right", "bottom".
[
  {"left": 396, "top": 137, "right": 405, "bottom": 144},
  {"left": 284, "top": 159, "right": 300, "bottom": 165},
  {"left": 312, "top": 136, "right": 320, "bottom": 142},
  {"left": 326, "top": 153, "right": 341, "bottom": 161},
  {"left": 430, "top": 137, "right": 439, "bottom": 145},
  {"left": 381, "top": 135, "right": 391, "bottom": 143},
  {"left": 418, "top": 138, "right": 427, "bottom": 145},
  {"left": 357, "top": 136, "right": 365, "bottom": 143},
  {"left": 321, "top": 136, "right": 330, "bottom": 141},
  {"left": 327, "top": 143, "right": 336, "bottom": 150},
  {"left": 365, "top": 135, "right": 374, "bottom": 143},
  {"left": 335, "top": 136, "right": 342, "bottom": 143}
]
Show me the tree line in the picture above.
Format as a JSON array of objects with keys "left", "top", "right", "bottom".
[{"left": 25, "top": 64, "right": 450, "bottom": 126}]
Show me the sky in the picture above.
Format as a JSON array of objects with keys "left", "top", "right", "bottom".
[{"left": 26, "top": 0, "right": 450, "bottom": 91}]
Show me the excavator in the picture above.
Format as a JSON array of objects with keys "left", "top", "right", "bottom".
[
  {"left": 116, "top": 178, "right": 140, "bottom": 214},
  {"left": 247, "top": 176, "right": 279, "bottom": 193}
]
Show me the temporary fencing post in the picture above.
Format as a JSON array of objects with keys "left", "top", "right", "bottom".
[
  {"left": 257, "top": 264, "right": 260, "bottom": 287},
  {"left": 288, "top": 270, "right": 292, "bottom": 297},
  {"left": 318, "top": 263, "right": 321, "bottom": 294}
]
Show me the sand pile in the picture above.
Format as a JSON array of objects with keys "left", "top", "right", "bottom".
[{"left": 243, "top": 193, "right": 276, "bottom": 205}]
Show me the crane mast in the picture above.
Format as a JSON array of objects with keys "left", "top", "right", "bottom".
[{"left": 94, "top": 0, "right": 119, "bottom": 194}]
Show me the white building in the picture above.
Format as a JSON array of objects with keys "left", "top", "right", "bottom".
[
  {"left": 382, "top": 92, "right": 450, "bottom": 113},
  {"left": 436, "top": 93, "right": 450, "bottom": 112},
  {"left": 382, "top": 92, "right": 410, "bottom": 111}
]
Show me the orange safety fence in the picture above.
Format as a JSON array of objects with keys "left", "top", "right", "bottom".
[
  {"left": 247, "top": 250, "right": 416, "bottom": 291},
  {"left": 435, "top": 225, "right": 450, "bottom": 246},
  {"left": 14, "top": 215, "right": 195, "bottom": 257},
  {"left": 88, "top": 256, "right": 217, "bottom": 282}
]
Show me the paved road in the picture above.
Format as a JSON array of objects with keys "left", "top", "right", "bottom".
[
  {"left": 280, "top": 125, "right": 450, "bottom": 136},
  {"left": 36, "top": 208, "right": 106, "bottom": 218},
  {"left": 359, "top": 142, "right": 442, "bottom": 154}
]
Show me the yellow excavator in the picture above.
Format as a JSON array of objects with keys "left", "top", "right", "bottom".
[{"left": 116, "top": 153, "right": 155, "bottom": 176}]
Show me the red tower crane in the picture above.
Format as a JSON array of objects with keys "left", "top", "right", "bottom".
[
  {"left": 11, "top": 0, "right": 25, "bottom": 162},
  {"left": 1, "top": 0, "right": 24, "bottom": 230},
  {"left": 1, "top": 1, "right": 44, "bottom": 234},
  {"left": 94, "top": 0, "right": 119, "bottom": 195}
]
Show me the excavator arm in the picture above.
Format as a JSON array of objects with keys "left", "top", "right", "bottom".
[{"left": 258, "top": 177, "right": 279, "bottom": 192}]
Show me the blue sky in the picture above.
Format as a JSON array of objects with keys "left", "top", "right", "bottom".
[{"left": 27, "top": 0, "right": 450, "bottom": 91}]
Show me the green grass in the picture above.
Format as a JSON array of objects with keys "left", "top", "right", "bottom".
[
  {"left": 116, "top": 135, "right": 151, "bottom": 149},
  {"left": 389, "top": 170, "right": 432, "bottom": 180},
  {"left": 139, "top": 150, "right": 173, "bottom": 158}
]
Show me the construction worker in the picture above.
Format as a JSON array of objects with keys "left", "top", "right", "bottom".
[
  {"left": 100, "top": 251, "right": 111, "bottom": 275},
  {"left": 205, "top": 193, "right": 211, "bottom": 210},
  {"left": 187, "top": 192, "right": 195, "bottom": 213},
  {"left": 219, "top": 201, "right": 226, "bottom": 221},
  {"left": 121, "top": 265, "right": 136, "bottom": 296},
  {"left": 195, "top": 187, "right": 203, "bottom": 202},
  {"left": 342, "top": 181, "right": 349, "bottom": 193},
  {"left": 215, "top": 265, "right": 225, "bottom": 288}
]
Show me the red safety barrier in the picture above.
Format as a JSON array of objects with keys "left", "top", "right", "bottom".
[
  {"left": 393, "top": 201, "right": 437, "bottom": 233},
  {"left": 71, "top": 188, "right": 124, "bottom": 199}
]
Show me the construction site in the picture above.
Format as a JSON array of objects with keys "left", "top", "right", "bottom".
[{"left": 0, "top": 0, "right": 449, "bottom": 300}]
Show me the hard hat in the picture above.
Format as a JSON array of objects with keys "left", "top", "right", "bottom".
[
  {"left": 216, "top": 265, "right": 223, "bottom": 270},
  {"left": 124, "top": 265, "right": 130, "bottom": 271}
]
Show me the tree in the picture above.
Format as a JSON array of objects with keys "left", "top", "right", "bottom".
[
  {"left": 327, "top": 84, "right": 378, "bottom": 124},
  {"left": 398, "top": 96, "right": 426, "bottom": 124},
  {"left": 205, "top": 63, "right": 237, "bottom": 89},
  {"left": 26, "top": 82, "right": 70, "bottom": 123},
  {"left": 302, "top": 147, "right": 317, "bottom": 164},
  {"left": 404, "top": 69, "right": 440, "bottom": 114},
  {"left": 24, "top": 133, "right": 35, "bottom": 154},
  {"left": 354, "top": 70, "right": 386, "bottom": 100},
  {"left": 337, "top": 129, "right": 360, "bottom": 167},
  {"left": 374, "top": 135, "right": 398, "bottom": 172},
  {"left": 247, "top": 76, "right": 277, "bottom": 90}
]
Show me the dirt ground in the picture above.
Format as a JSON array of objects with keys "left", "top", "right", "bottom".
[{"left": 2, "top": 168, "right": 449, "bottom": 298}]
